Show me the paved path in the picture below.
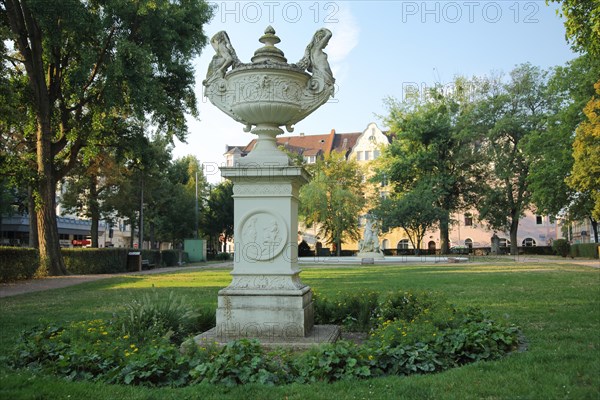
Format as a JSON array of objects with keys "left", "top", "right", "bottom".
[
  {"left": 1, "top": 258, "right": 597, "bottom": 299},
  {"left": 0, "top": 262, "right": 233, "bottom": 298}
]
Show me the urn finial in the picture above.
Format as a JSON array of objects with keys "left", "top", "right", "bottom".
[{"left": 251, "top": 26, "right": 287, "bottom": 64}]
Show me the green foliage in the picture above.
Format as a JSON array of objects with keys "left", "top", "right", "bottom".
[
  {"left": 378, "top": 79, "right": 482, "bottom": 253},
  {"left": 200, "top": 181, "right": 234, "bottom": 252},
  {"left": 160, "top": 250, "right": 181, "bottom": 267},
  {"left": 570, "top": 243, "right": 600, "bottom": 259},
  {"left": 373, "top": 186, "right": 444, "bottom": 254},
  {"left": 567, "top": 81, "right": 600, "bottom": 221},
  {"left": 190, "top": 339, "right": 287, "bottom": 387},
  {"left": 8, "top": 288, "right": 519, "bottom": 388},
  {"left": 62, "top": 248, "right": 128, "bottom": 274},
  {"left": 140, "top": 249, "right": 161, "bottom": 267},
  {"left": 9, "top": 319, "right": 192, "bottom": 387},
  {"left": 293, "top": 341, "right": 372, "bottom": 383},
  {"left": 313, "top": 290, "right": 379, "bottom": 331},
  {"left": 119, "top": 290, "right": 210, "bottom": 344},
  {"left": 299, "top": 152, "right": 365, "bottom": 255},
  {"left": 552, "top": 239, "right": 571, "bottom": 257},
  {"left": 212, "top": 252, "right": 231, "bottom": 261},
  {"left": 547, "top": 0, "right": 600, "bottom": 56},
  {"left": 0, "top": 246, "right": 40, "bottom": 282}
]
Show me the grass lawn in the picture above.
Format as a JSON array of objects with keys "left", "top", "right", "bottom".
[{"left": 0, "top": 261, "right": 598, "bottom": 399}]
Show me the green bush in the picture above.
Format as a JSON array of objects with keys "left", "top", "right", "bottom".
[
  {"left": 314, "top": 290, "right": 379, "bottom": 331},
  {"left": 62, "top": 248, "right": 128, "bottom": 274},
  {"left": 9, "top": 290, "right": 520, "bottom": 388},
  {"left": 161, "top": 250, "right": 181, "bottom": 267},
  {"left": 570, "top": 243, "right": 599, "bottom": 259},
  {"left": 140, "top": 249, "right": 161, "bottom": 267},
  {"left": 0, "top": 247, "right": 40, "bottom": 282},
  {"left": 118, "top": 289, "right": 208, "bottom": 344},
  {"left": 552, "top": 239, "right": 571, "bottom": 257},
  {"left": 214, "top": 252, "right": 231, "bottom": 261}
]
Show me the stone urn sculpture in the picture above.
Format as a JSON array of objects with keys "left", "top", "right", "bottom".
[
  {"left": 197, "top": 27, "right": 339, "bottom": 345},
  {"left": 203, "top": 26, "right": 335, "bottom": 166}
]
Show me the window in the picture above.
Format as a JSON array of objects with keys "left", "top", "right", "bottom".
[
  {"left": 364, "top": 151, "right": 371, "bottom": 161},
  {"left": 536, "top": 215, "right": 543, "bottom": 225},
  {"left": 382, "top": 239, "right": 389, "bottom": 250},
  {"left": 356, "top": 151, "right": 363, "bottom": 161},
  {"left": 464, "top": 238, "right": 473, "bottom": 249},
  {"left": 397, "top": 239, "right": 410, "bottom": 249},
  {"left": 304, "top": 155, "right": 316, "bottom": 164},
  {"left": 499, "top": 238, "right": 510, "bottom": 247},
  {"left": 464, "top": 213, "right": 473, "bottom": 226},
  {"left": 522, "top": 237, "right": 537, "bottom": 247},
  {"left": 373, "top": 149, "right": 380, "bottom": 159}
]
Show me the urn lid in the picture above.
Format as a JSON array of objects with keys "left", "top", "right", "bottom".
[{"left": 251, "top": 26, "right": 288, "bottom": 64}]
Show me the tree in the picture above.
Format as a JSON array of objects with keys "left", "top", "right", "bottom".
[
  {"left": 299, "top": 152, "right": 365, "bottom": 256},
  {"left": 372, "top": 184, "right": 444, "bottom": 255},
  {"left": 200, "top": 180, "right": 234, "bottom": 254},
  {"left": 525, "top": 55, "right": 600, "bottom": 242},
  {"left": 567, "top": 81, "right": 600, "bottom": 222},
  {"left": 378, "top": 79, "right": 481, "bottom": 254},
  {"left": 547, "top": 0, "right": 600, "bottom": 56},
  {"left": 1, "top": 0, "right": 214, "bottom": 275},
  {"left": 474, "top": 64, "right": 554, "bottom": 255}
]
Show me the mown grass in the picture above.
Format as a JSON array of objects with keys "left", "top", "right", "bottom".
[{"left": 1, "top": 262, "right": 599, "bottom": 399}]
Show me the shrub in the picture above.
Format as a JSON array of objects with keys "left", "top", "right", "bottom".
[
  {"left": 190, "top": 339, "right": 286, "bottom": 386},
  {"left": 552, "top": 239, "right": 571, "bottom": 257},
  {"left": 117, "top": 289, "right": 207, "bottom": 344},
  {"left": 161, "top": 250, "right": 181, "bottom": 267},
  {"left": 570, "top": 243, "right": 599, "bottom": 259},
  {"left": 140, "top": 249, "right": 161, "bottom": 267},
  {"left": 214, "top": 252, "right": 231, "bottom": 261},
  {"left": 314, "top": 290, "right": 379, "bottom": 331},
  {"left": 9, "top": 290, "right": 520, "bottom": 388},
  {"left": 0, "top": 247, "right": 40, "bottom": 282},
  {"left": 62, "top": 248, "right": 128, "bottom": 274}
]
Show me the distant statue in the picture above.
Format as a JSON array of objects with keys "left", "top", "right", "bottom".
[
  {"left": 204, "top": 31, "right": 241, "bottom": 84},
  {"left": 359, "top": 214, "right": 382, "bottom": 254},
  {"left": 296, "top": 28, "right": 334, "bottom": 93}
]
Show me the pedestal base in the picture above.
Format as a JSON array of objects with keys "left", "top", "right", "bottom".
[
  {"left": 215, "top": 285, "right": 314, "bottom": 339},
  {"left": 356, "top": 251, "right": 385, "bottom": 260},
  {"left": 194, "top": 324, "right": 340, "bottom": 350}
]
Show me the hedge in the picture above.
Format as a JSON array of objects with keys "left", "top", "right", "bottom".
[
  {"left": 62, "top": 248, "right": 129, "bottom": 274},
  {"left": 570, "top": 243, "right": 600, "bottom": 259},
  {"left": 0, "top": 247, "right": 40, "bottom": 282}
]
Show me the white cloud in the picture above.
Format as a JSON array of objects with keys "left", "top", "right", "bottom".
[{"left": 326, "top": 3, "right": 359, "bottom": 84}]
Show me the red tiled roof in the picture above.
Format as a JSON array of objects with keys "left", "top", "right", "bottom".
[{"left": 241, "top": 130, "right": 362, "bottom": 157}]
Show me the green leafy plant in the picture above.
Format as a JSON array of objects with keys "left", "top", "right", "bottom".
[
  {"left": 118, "top": 289, "right": 206, "bottom": 344},
  {"left": 552, "top": 239, "right": 571, "bottom": 257}
]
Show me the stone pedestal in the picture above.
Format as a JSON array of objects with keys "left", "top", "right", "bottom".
[{"left": 215, "top": 165, "right": 313, "bottom": 340}]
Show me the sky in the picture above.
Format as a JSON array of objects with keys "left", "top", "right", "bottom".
[{"left": 173, "top": 0, "right": 577, "bottom": 183}]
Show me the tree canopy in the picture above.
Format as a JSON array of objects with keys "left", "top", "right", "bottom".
[
  {"left": 299, "top": 152, "right": 365, "bottom": 256},
  {"left": 1, "top": 0, "right": 214, "bottom": 274}
]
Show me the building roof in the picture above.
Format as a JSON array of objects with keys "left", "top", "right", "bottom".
[{"left": 234, "top": 129, "right": 364, "bottom": 158}]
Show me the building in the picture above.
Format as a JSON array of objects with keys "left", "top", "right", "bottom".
[{"left": 225, "top": 122, "right": 564, "bottom": 253}]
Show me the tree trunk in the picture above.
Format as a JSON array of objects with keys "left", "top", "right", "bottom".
[
  {"left": 89, "top": 176, "right": 99, "bottom": 247},
  {"left": 509, "top": 216, "right": 519, "bottom": 256},
  {"left": 439, "top": 212, "right": 450, "bottom": 254},
  {"left": 129, "top": 217, "right": 135, "bottom": 248},
  {"left": 36, "top": 122, "right": 67, "bottom": 275},
  {"left": 28, "top": 186, "right": 38, "bottom": 248}
]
